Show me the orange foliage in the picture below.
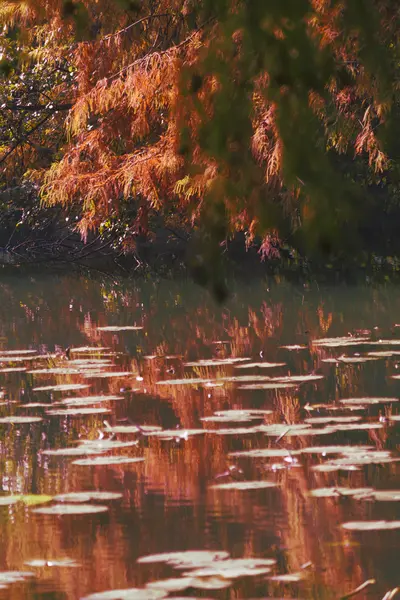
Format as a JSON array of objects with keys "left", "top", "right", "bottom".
[{"left": 1, "top": 0, "right": 399, "bottom": 247}]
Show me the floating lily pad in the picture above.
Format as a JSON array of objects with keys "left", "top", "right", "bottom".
[
  {"left": 145, "top": 429, "right": 206, "bottom": 439},
  {"left": 183, "top": 358, "right": 250, "bottom": 367},
  {"left": 156, "top": 378, "right": 216, "bottom": 386},
  {"left": 28, "top": 368, "right": 81, "bottom": 375},
  {"left": 0, "top": 571, "right": 35, "bottom": 586},
  {"left": 69, "top": 347, "right": 110, "bottom": 353},
  {"left": 69, "top": 359, "right": 114, "bottom": 366},
  {"left": 32, "top": 503, "right": 108, "bottom": 515},
  {"left": 0, "top": 350, "right": 37, "bottom": 355},
  {"left": 229, "top": 449, "right": 301, "bottom": 458},
  {"left": 79, "top": 440, "right": 138, "bottom": 451},
  {"left": 82, "top": 589, "right": 167, "bottom": 599},
  {"left": 97, "top": 326, "right": 143, "bottom": 332},
  {"left": 137, "top": 550, "right": 230, "bottom": 567},
  {"left": 269, "top": 573, "right": 303, "bottom": 582},
  {"left": 46, "top": 407, "right": 110, "bottom": 416},
  {"left": 20, "top": 403, "right": 50, "bottom": 408},
  {"left": 310, "top": 487, "right": 373, "bottom": 498},
  {"left": 340, "top": 397, "right": 398, "bottom": 405},
  {"left": 210, "top": 481, "right": 277, "bottom": 491},
  {"left": 333, "top": 422, "right": 383, "bottom": 432},
  {"left": 235, "top": 362, "right": 286, "bottom": 369},
  {"left": 33, "top": 384, "right": 89, "bottom": 392},
  {"left": 42, "top": 447, "right": 105, "bottom": 457},
  {"left": 312, "top": 337, "right": 370, "bottom": 347},
  {"left": 0, "top": 356, "right": 38, "bottom": 363},
  {"left": 104, "top": 425, "right": 162, "bottom": 434},
  {"left": 342, "top": 521, "right": 400, "bottom": 531},
  {"left": 53, "top": 491, "right": 122, "bottom": 503},
  {"left": 273, "top": 374, "right": 324, "bottom": 383},
  {"left": 146, "top": 578, "right": 195, "bottom": 593},
  {"left": 221, "top": 375, "right": 280, "bottom": 383},
  {"left": 0, "top": 495, "right": 52, "bottom": 506},
  {"left": 20, "top": 494, "right": 53, "bottom": 506},
  {"left": 190, "top": 577, "right": 232, "bottom": 590},
  {"left": 356, "top": 490, "right": 400, "bottom": 501},
  {"left": 83, "top": 372, "right": 133, "bottom": 379},
  {"left": 336, "top": 356, "right": 378, "bottom": 364},
  {"left": 0, "top": 416, "right": 43, "bottom": 424},
  {"left": 0, "top": 496, "right": 20, "bottom": 506},
  {"left": 304, "top": 416, "right": 362, "bottom": 424},
  {"left": 301, "top": 445, "right": 373, "bottom": 454},
  {"left": 312, "top": 464, "right": 361, "bottom": 473},
  {"left": 238, "top": 383, "right": 297, "bottom": 390},
  {"left": 73, "top": 456, "right": 144, "bottom": 467},
  {"left": 280, "top": 345, "right": 308, "bottom": 350},
  {"left": 183, "top": 558, "right": 276, "bottom": 579},
  {"left": 212, "top": 426, "right": 263, "bottom": 435},
  {"left": 25, "top": 558, "right": 79, "bottom": 567},
  {"left": 201, "top": 414, "right": 260, "bottom": 423},
  {"left": 60, "top": 395, "right": 124, "bottom": 406}
]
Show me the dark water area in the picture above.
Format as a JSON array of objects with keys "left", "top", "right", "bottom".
[{"left": 0, "top": 274, "right": 399, "bottom": 599}]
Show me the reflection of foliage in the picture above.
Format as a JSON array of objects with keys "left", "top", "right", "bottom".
[{"left": 0, "top": 275, "right": 400, "bottom": 596}]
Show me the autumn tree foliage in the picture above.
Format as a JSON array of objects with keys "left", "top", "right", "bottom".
[{"left": 1, "top": 0, "right": 400, "bottom": 272}]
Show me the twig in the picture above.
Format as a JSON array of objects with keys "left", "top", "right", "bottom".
[
  {"left": 382, "top": 588, "right": 400, "bottom": 600},
  {"left": 340, "top": 579, "right": 376, "bottom": 599}
]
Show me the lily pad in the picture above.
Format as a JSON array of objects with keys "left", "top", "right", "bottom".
[
  {"left": 83, "top": 372, "right": 133, "bottom": 379},
  {"left": 0, "top": 571, "right": 35, "bottom": 586},
  {"left": 33, "top": 384, "right": 89, "bottom": 392},
  {"left": 42, "top": 447, "right": 105, "bottom": 457},
  {"left": 137, "top": 550, "right": 230, "bottom": 568},
  {"left": 280, "top": 345, "right": 308, "bottom": 350},
  {"left": 238, "top": 383, "right": 297, "bottom": 390},
  {"left": 53, "top": 491, "right": 122, "bottom": 503},
  {"left": 183, "top": 558, "right": 276, "bottom": 579},
  {"left": 210, "top": 481, "right": 277, "bottom": 491},
  {"left": 146, "top": 578, "right": 195, "bottom": 593},
  {"left": 97, "top": 326, "right": 143, "bottom": 332},
  {"left": 304, "top": 416, "right": 362, "bottom": 424},
  {"left": 342, "top": 520, "right": 400, "bottom": 531},
  {"left": 0, "top": 350, "right": 37, "bottom": 355},
  {"left": 340, "top": 397, "right": 398, "bottom": 405},
  {"left": 73, "top": 456, "right": 144, "bottom": 467},
  {"left": 82, "top": 590, "right": 167, "bottom": 599},
  {"left": 104, "top": 425, "right": 162, "bottom": 434},
  {"left": 32, "top": 503, "right": 108, "bottom": 515},
  {"left": 60, "top": 395, "right": 124, "bottom": 406},
  {"left": 269, "top": 573, "right": 303, "bottom": 582},
  {"left": 235, "top": 362, "right": 286, "bottom": 369},
  {"left": 69, "top": 347, "right": 110, "bottom": 353},
  {"left": 28, "top": 368, "right": 81, "bottom": 375},
  {"left": 312, "top": 336, "right": 370, "bottom": 347},
  {"left": 0, "top": 416, "right": 43, "bottom": 424},
  {"left": 310, "top": 487, "right": 373, "bottom": 498},
  {"left": 229, "top": 448, "right": 301, "bottom": 458},
  {"left": 25, "top": 558, "right": 79, "bottom": 567},
  {"left": 0, "top": 496, "right": 20, "bottom": 506},
  {"left": 184, "top": 358, "right": 250, "bottom": 367},
  {"left": 357, "top": 490, "right": 400, "bottom": 501},
  {"left": 46, "top": 407, "right": 110, "bottom": 416}
]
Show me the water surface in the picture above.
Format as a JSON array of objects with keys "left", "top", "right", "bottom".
[{"left": 0, "top": 274, "right": 399, "bottom": 599}]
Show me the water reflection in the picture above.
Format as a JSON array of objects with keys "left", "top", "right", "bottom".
[{"left": 0, "top": 275, "right": 399, "bottom": 598}]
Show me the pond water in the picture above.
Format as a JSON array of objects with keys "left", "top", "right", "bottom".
[{"left": 0, "top": 273, "right": 399, "bottom": 599}]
